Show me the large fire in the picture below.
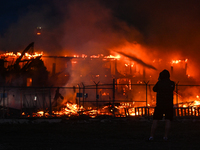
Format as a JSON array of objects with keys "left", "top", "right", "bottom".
[
  {"left": 71, "top": 54, "right": 121, "bottom": 59},
  {"left": 36, "top": 55, "right": 200, "bottom": 118},
  {"left": 171, "top": 59, "right": 188, "bottom": 65},
  {"left": 0, "top": 52, "right": 43, "bottom": 60},
  {"left": 0, "top": 45, "right": 199, "bottom": 119}
]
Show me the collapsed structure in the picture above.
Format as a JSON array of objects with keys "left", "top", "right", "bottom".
[
  {"left": 0, "top": 42, "right": 48, "bottom": 87},
  {"left": 0, "top": 43, "right": 199, "bottom": 118}
]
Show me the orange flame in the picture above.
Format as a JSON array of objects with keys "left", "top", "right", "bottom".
[
  {"left": 0, "top": 52, "right": 43, "bottom": 59},
  {"left": 171, "top": 59, "right": 188, "bottom": 65}
]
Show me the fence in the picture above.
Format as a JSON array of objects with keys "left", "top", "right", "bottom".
[{"left": 0, "top": 80, "right": 200, "bottom": 118}]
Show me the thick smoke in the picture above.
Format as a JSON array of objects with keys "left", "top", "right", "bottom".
[
  {"left": 105, "top": 0, "right": 200, "bottom": 79},
  {"left": 0, "top": 0, "right": 142, "bottom": 55},
  {"left": 58, "top": 0, "right": 144, "bottom": 56},
  {"left": 1, "top": 0, "right": 200, "bottom": 81}
]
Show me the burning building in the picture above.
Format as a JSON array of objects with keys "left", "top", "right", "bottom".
[
  {"left": 0, "top": 42, "right": 48, "bottom": 87},
  {"left": 0, "top": 42, "right": 199, "bottom": 118}
]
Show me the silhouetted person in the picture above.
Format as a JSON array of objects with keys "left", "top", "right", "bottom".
[
  {"left": 52, "top": 88, "right": 64, "bottom": 109},
  {"left": 149, "top": 69, "right": 175, "bottom": 141}
]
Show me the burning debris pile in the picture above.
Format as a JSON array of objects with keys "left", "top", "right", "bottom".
[{"left": 29, "top": 101, "right": 151, "bottom": 118}]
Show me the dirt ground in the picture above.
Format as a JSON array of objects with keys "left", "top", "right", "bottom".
[{"left": 0, "top": 116, "right": 199, "bottom": 150}]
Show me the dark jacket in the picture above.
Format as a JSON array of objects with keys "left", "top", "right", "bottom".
[{"left": 153, "top": 70, "right": 175, "bottom": 108}]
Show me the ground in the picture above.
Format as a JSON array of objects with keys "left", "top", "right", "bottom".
[{"left": 0, "top": 116, "right": 199, "bottom": 150}]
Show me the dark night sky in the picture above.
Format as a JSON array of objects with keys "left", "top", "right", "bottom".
[
  {"left": 1, "top": 0, "right": 200, "bottom": 77},
  {"left": 0, "top": 1, "right": 41, "bottom": 34},
  {"left": 1, "top": 0, "right": 200, "bottom": 49}
]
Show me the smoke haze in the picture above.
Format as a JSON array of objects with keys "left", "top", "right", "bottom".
[{"left": 1, "top": 0, "right": 200, "bottom": 79}]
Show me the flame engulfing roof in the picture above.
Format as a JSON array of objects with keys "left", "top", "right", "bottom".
[{"left": 116, "top": 51, "right": 157, "bottom": 70}]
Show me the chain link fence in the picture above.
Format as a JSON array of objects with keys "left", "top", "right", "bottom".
[{"left": 0, "top": 80, "right": 199, "bottom": 118}]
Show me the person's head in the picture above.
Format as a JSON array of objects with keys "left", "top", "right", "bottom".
[{"left": 159, "top": 69, "right": 170, "bottom": 80}]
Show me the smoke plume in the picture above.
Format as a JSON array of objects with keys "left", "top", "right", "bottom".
[{"left": 1, "top": 0, "right": 200, "bottom": 81}]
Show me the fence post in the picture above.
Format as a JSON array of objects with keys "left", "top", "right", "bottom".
[
  {"left": 82, "top": 83, "right": 85, "bottom": 108},
  {"left": 20, "top": 88, "right": 23, "bottom": 117},
  {"left": 113, "top": 79, "right": 115, "bottom": 117},
  {"left": 49, "top": 88, "right": 52, "bottom": 116},
  {"left": 78, "top": 84, "right": 80, "bottom": 112},
  {"left": 93, "top": 81, "right": 100, "bottom": 115},
  {"left": 144, "top": 81, "right": 149, "bottom": 107},
  {"left": 2, "top": 87, "right": 5, "bottom": 118},
  {"left": 176, "top": 82, "right": 179, "bottom": 117},
  {"left": 43, "top": 86, "right": 46, "bottom": 117}
]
